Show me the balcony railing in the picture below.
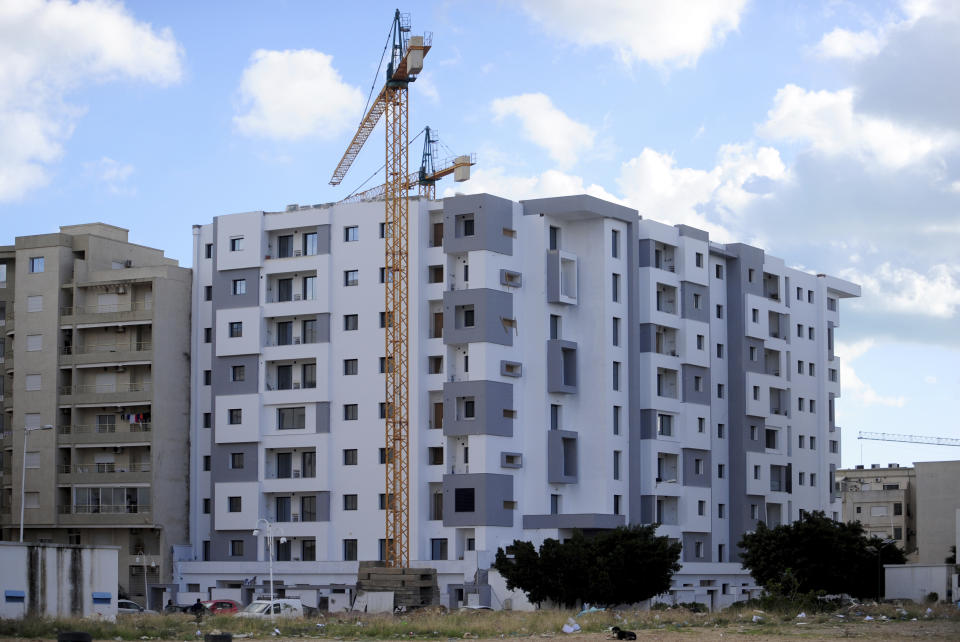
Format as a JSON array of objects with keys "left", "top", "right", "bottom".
[
  {"left": 265, "top": 294, "right": 316, "bottom": 304},
  {"left": 59, "top": 504, "right": 151, "bottom": 515},
  {"left": 61, "top": 342, "right": 152, "bottom": 355},
  {"left": 264, "top": 336, "right": 319, "bottom": 347},
  {"left": 60, "top": 302, "right": 153, "bottom": 315},
  {"left": 58, "top": 462, "right": 152, "bottom": 474},
  {"left": 59, "top": 382, "right": 152, "bottom": 395},
  {"left": 264, "top": 381, "right": 316, "bottom": 391},
  {"left": 58, "top": 423, "right": 151, "bottom": 435}
]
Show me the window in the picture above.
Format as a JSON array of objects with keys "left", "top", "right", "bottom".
[
  {"left": 231, "top": 365, "right": 245, "bottom": 382},
  {"left": 612, "top": 317, "right": 621, "bottom": 346},
  {"left": 203, "top": 413, "right": 212, "bottom": 428},
  {"left": 204, "top": 328, "right": 212, "bottom": 343},
  {"left": 344, "top": 226, "right": 359, "bottom": 242},
  {"left": 228, "top": 496, "right": 242, "bottom": 512},
  {"left": 748, "top": 268, "right": 755, "bottom": 282},
  {"left": 657, "top": 413, "right": 672, "bottom": 436},
  {"left": 25, "top": 374, "right": 41, "bottom": 391},
  {"left": 695, "top": 376, "right": 703, "bottom": 392},
  {"left": 230, "top": 453, "right": 244, "bottom": 469},
  {"left": 228, "top": 321, "right": 242, "bottom": 338},
  {"left": 203, "top": 456, "right": 210, "bottom": 471},
  {"left": 549, "top": 314, "right": 561, "bottom": 340},
  {"left": 379, "top": 222, "right": 386, "bottom": 238},
  {"left": 613, "top": 451, "right": 621, "bottom": 480},
  {"left": 343, "top": 404, "right": 358, "bottom": 421},
  {"left": 810, "top": 473, "right": 817, "bottom": 487},
  {"left": 550, "top": 494, "right": 560, "bottom": 515},
  {"left": 765, "top": 429, "right": 778, "bottom": 449},
  {"left": 463, "top": 399, "right": 476, "bottom": 419},
  {"left": 751, "top": 504, "right": 759, "bottom": 519},
  {"left": 462, "top": 217, "right": 475, "bottom": 237},
  {"left": 232, "top": 279, "right": 246, "bottom": 295},
  {"left": 798, "top": 360, "right": 804, "bottom": 374},
  {"left": 894, "top": 527, "right": 903, "bottom": 540},
  {"left": 810, "top": 436, "right": 816, "bottom": 450},
  {"left": 829, "top": 439, "right": 838, "bottom": 453},
  {"left": 715, "top": 264, "right": 723, "bottom": 279},
  {"left": 894, "top": 502, "right": 903, "bottom": 516},
  {"left": 612, "top": 273, "right": 621, "bottom": 302},
  {"left": 278, "top": 407, "right": 306, "bottom": 429},
  {"left": 430, "top": 538, "right": 448, "bottom": 561},
  {"left": 754, "top": 465, "right": 761, "bottom": 480},
  {"left": 303, "top": 232, "right": 318, "bottom": 256},
  {"left": 716, "top": 343, "right": 724, "bottom": 358},
  {"left": 718, "top": 503, "right": 725, "bottom": 518},
  {"left": 26, "top": 295, "right": 43, "bottom": 312},
  {"left": 343, "top": 494, "right": 358, "bottom": 510},
  {"left": 717, "top": 464, "right": 725, "bottom": 479},
  {"left": 611, "top": 229, "right": 620, "bottom": 258},
  {"left": 549, "top": 225, "right": 560, "bottom": 250},
  {"left": 230, "top": 540, "right": 244, "bottom": 557},
  {"left": 29, "top": 256, "right": 45, "bottom": 273},
  {"left": 696, "top": 334, "right": 705, "bottom": 350},
  {"left": 809, "top": 399, "right": 816, "bottom": 413},
  {"left": 752, "top": 308, "right": 759, "bottom": 323},
  {"left": 343, "top": 449, "right": 358, "bottom": 465},
  {"left": 612, "top": 361, "right": 621, "bottom": 390},
  {"left": 693, "top": 292, "right": 702, "bottom": 309},
  {"left": 614, "top": 494, "right": 622, "bottom": 515},
  {"left": 229, "top": 237, "right": 243, "bottom": 252},
  {"left": 797, "top": 286, "right": 803, "bottom": 300},
  {"left": 454, "top": 488, "right": 475, "bottom": 512},
  {"left": 205, "top": 243, "right": 213, "bottom": 259},
  {"left": 797, "top": 323, "right": 803, "bottom": 338},
  {"left": 26, "top": 334, "right": 42, "bottom": 351},
  {"left": 343, "top": 359, "right": 358, "bottom": 375},
  {"left": 798, "top": 435, "right": 805, "bottom": 448},
  {"left": 808, "top": 327, "right": 815, "bottom": 340},
  {"left": 344, "top": 314, "right": 358, "bottom": 331},
  {"left": 344, "top": 270, "right": 358, "bottom": 286},
  {"left": 428, "top": 447, "right": 444, "bottom": 465},
  {"left": 204, "top": 285, "right": 212, "bottom": 301},
  {"left": 717, "top": 423, "right": 725, "bottom": 438},
  {"left": 695, "top": 252, "right": 703, "bottom": 268},
  {"left": 228, "top": 409, "right": 242, "bottom": 425},
  {"left": 749, "top": 346, "right": 757, "bottom": 360},
  {"left": 463, "top": 307, "right": 475, "bottom": 327},
  {"left": 715, "top": 304, "right": 723, "bottom": 319},
  {"left": 698, "top": 417, "right": 705, "bottom": 433},
  {"left": 808, "top": 290, "right": 814, "bottom": 303},
  {"left": 753, "top": 385, "right": 760, "bottom": 400},
  {"left": 750, "top": 425, "right": 758, "bottom": 440},
  {"left": 798, "top": 472, "right": 805, "bottom": 485},
  {"left": 613, "top": 405, "right": 621, "bottom": 435},
  {"left": 717, "top": 383, "right": 724, "bottom": 399},
  {"left": 695, "top": 458, "right": 704, "bottom": 475},
  {"left": 343, "top": 539, "right": 358, "bottom": 561}
]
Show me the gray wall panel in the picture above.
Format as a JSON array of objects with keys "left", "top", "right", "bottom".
[
  {"left": 681, "top": 364, "right": 710, "bottom": 406},
  {"left": 682, "top": 532, "right": 713, "bottom": 562},
  {"left": 547, "top": 429, "right": 578, "bottom": 484},
  {"left": 442, "top": 380, "right": 513, "bottom": 437},
  {"left": 682, "top": 448, "right": 711, "bottom": 487},
  {"left": 442, "top": 288, "right": 514, "bottom": 346},
  {"left": 442, "top": 473, "right": 513, "bottom": 527},
  {"left": 680, "top": 281, "right": 709, "bottom": 322},
  {"left": 442, "top": 194, "right": 514, "bottom": 255}
]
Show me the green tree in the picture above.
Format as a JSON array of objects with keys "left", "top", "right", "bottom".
[
  {"left": 493, "top": 526, "right": 681, "bottom": 607},
  {"left": 738, "top": 511, "right": 906, "bottom": 599}
]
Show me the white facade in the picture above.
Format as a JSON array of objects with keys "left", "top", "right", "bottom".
[{"left": 181, "top": 193, "right": 858, "bottom": 610}]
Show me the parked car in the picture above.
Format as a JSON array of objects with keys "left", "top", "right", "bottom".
[
  {"left": 235, "top": 598, "right": 313, "bottom": 618},
  {"left": 203, "top": 599, "right": 240, "bottom": 614},
  {"left": 117, "top": 599, "right": 157, "bottom": 614}
]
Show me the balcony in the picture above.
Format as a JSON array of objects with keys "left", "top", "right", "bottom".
[
  {"left": 763, "top": 273, "right": 781, "bottom": 302},
  {"left": 655, "top": 284, "right": 678, "bottom": 315},
  {"left": 60, "top": 341, "right": 152, "bottom": 366},
  {"left": 58, "top": 423, "right": 152, "bottom": 445},
  {"left": 60, "top": 301, "right": 153, "bottom": 326},
  {"left": 58, "top": 504, "right": 153, "bottom": 526},
  {"left": 58, "top": 462, "right": 152, "bottom": 484},
  {"left": 59, "top": 382, "right": 152, "bottom": 405},
  {"left": 654, "top": 242, "right": 677, "bottom": 273}
]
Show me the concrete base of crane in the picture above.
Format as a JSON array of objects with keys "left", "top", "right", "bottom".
[{"left": 355, "top": 561, "right": 440, "bottom": 610}]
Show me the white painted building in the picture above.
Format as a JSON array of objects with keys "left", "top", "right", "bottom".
[{"left": 180, "top": 193, "right": 858, "bottom": 610}]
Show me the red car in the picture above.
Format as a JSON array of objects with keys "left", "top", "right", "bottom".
[{"left": 203, "top": 599, "right": 241, "bottom": 614}]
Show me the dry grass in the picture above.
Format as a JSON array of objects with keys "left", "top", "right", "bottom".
[{"left": 0, "top": 602, "right": 958, "bottom": 640}]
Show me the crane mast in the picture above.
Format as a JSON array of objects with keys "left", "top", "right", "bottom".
[{"left": 330, "top": 9, "right": 429, "bottom": 568}]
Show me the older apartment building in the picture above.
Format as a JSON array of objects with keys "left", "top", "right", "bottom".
[
  {"left": 0, "top": 224, "right": 191, "bottom": 608},
  {"left": 181, "top": 193, "right": 858, "bottom": 609}
]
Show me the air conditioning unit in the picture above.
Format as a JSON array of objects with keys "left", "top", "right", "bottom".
[
  {"left": 124, "top": 260, "right": 132, "bottom": 268},
  {"left": 293, "top": 470, "right": 301, "bottom": 478},
  {"left": 293, "top": 382, "right": 301, "bottom": 389},
  {"left": 294, "top": 250, "right": 302, "bottom": 257},
  {"left": 292, "top": 514, "right": 300, "bottom": 522},
  {"left": 294, "top": 294, "right": 301, "bottom": 301},
  {"left": 293, "top": 337, "right": 301, "bottom": 344}
]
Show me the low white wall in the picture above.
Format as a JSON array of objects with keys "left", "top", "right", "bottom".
[
  {"left": 885, "top": 564, "right": 952, "bottom": 603},
  {"left": 0, "top": 542, "right": 119, "bottom": 620}
]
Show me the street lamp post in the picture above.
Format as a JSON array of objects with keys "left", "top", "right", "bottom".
[
  {"left": 135, "top": 551, "right": 157, "bottom": 611},
  {"left": 20, "top": 424, "right": 54, "bottom": 543},
  {"left": 866, "top": 538, "right": 897, "bottom": 602},
  {"left": 253, "top": 518, "right": 286, "bottom": 620}
]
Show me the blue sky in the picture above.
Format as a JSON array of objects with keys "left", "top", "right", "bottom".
[{"left": 1, "top": 0, "right": 958, "bottom": 467}]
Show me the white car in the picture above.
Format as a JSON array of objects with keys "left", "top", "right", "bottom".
[
  {"left": 235, "top": 599, "right": 306, "bottom": 618},
  {"left": 117, "top": 599, "right": 157, "bottom": 614}
]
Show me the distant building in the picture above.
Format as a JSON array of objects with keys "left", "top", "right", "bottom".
[
  {"left": 914, "top": 460, "right": 960, "bottom": 565},
  {"left": 836, "top": 464, "right": 916, "bottom": 557},
  {"left": 181, "top": 193, "right": 859, "bottom": 610},
  {"left": 0, "top": 224, "right": 191, "bottom": 609}
]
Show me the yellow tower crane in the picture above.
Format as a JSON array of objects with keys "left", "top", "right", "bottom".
[{"left": 329, "top": 9, "right": 429, "bottom": 568}]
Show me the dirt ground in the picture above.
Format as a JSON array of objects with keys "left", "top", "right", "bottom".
[{"left": 516, "top": 620, "right": 960, "bottom": 639}]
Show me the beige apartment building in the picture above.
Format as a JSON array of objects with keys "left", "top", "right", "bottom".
[
  {"left": 0, "top": 224, "right": 190, "bottom": 608},
  {"left": 837, "top": 463, "right": 917, "bottom": 557}
]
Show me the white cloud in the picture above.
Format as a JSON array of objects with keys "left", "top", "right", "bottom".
[
  {"left": 0, "top": 0, "right": 184, "bottom": 201},
  {"left": 518, "top": 0, "right": 748, "bottom": 69},
  {"left": 616, "top": 144, "right": 786, "bottom": 240},
  {"left": 835, "top": 339, "right": 907, "bottom": 407},
  {"left": 923, "top": 375, "right": 938, "bottom": 384},
  {"left": 83, "top": 156, "right": 134, "bottom": 194},
  {"left": 491, "top": 93, "right": 595, "bottom": 169},
  {"left": 233, "top": 49, "right": 363, "bottom": 141},
  {"left": 813, "top": 28, "right": 884, "bottom": 60},
  {"left": 758, "top": 84, "right": 954, "bottom": 169},
  {"left": 415, "top": 71, "right": 439, "bottom": 103},
  {"left": 839, "top": 262, "right": 960, "bottom": 319},
  {"left": 441, "top": 167, "right": 620, "bottom": 204}
]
